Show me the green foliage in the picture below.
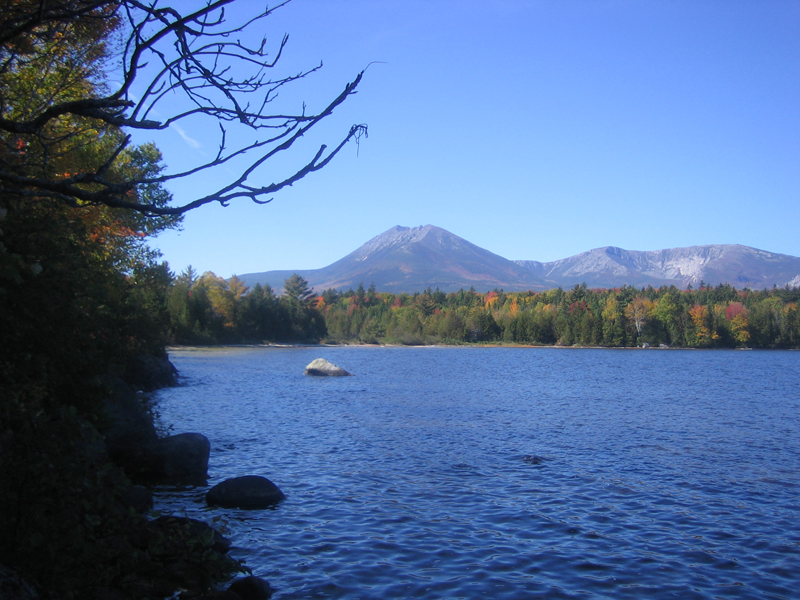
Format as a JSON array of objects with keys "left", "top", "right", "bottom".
[
  {"left": 0, "top": 197, "right": 174, "bottom": 412},
  {"left": 303, "top": 283, "right": 800, "bottom": 348},
  {"left": 167, "top": 272, "right": 327, "bottom": 344},
  {"left": 284, "top": 273, "right": 315, "bottom": 309},
  {"left": 161, "top": 274, "right": 800, "bottom": 348}
]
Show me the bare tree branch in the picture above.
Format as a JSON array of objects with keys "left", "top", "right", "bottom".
[{"left": 0, "top": 0, "right": 366, "bottom": 215}]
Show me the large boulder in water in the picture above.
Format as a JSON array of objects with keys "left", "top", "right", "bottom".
[
  {"left": 206, "top": 475, "right": 285, "bottom": 509},
  {"left": 304, "top": 358, "right": 352, "bottom": 377}
]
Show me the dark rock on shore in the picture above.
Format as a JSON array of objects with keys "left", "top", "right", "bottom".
[
  {"left": 197, "top": 591, "right": 242, "bottom": 600},
  {"left": 151, "top": 432, "right": 210, "bottom": 484},
  {"left": 124, "top": 353, "right": 178, "bottom": 392},
  {"left": 227, "top": 576, "right": 274, "bottom": 599},
  {"left": 121, "top": 484, "right": 153, "bottom": 514},
  {"left": 2, "top": 352, "right": 237, "bottom": 600},
  {"left": 99, "top": 375, "right": 210, "bottom": 484},
  {"left": 148, "top": 516, "right": 232, "bottom": 554},
  {"left": 101, "top": 376, "right": 159, "bottom": 478},
  {"left": 206, "top": 476, "right": 285, "bottom": 509},
  {"left": 125, "top": 516, "right": 240, "bottom": 598},
  {"left": 304, "top": 358, "right": 352, "bottom": 376}
]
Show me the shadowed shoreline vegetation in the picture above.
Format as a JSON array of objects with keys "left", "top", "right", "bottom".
[{"left": 0, "top": 1, "right": 364, "bottom": 597}]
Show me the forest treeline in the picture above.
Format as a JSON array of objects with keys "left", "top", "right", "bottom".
[{"left": 167, "top": 270, "right": 800, "bottom": 349}]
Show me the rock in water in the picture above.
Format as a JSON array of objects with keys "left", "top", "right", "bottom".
[
  {"left": 206, "top": 475, "right": 285, "bottom": 509},
  {"left": 304, "top": 358, "right": 352, "bottom": 377}
]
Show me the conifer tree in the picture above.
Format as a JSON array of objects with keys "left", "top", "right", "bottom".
[{"left": 284, "top": 273, "right": 315, "bottom": 309}]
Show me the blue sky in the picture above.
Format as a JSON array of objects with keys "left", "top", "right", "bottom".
[{"left": 136, "top": 0, "right": 800, "bottom": 279}]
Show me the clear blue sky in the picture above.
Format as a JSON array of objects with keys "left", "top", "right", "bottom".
[{"left": 135, "top": 0, "right": 800, "bottom": 279}]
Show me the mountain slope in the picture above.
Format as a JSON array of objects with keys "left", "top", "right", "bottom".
[
  {"left": 239, "top": 226, "right": 800, "bottom": 293},
  {"left": 240, "top": 225, "right": 544, "bottom": 293}
]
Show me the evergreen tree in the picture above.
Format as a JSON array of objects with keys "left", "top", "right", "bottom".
[
  {"left": 282, "top": 274, "right": 325, "bottom": 341},
  {"left": 284, "top": 274, "right": 316, "bottom": 310}
]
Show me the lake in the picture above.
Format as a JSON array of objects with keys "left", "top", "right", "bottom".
[{"left": 152, "top": 346, "right": 800, "bottom": 599}]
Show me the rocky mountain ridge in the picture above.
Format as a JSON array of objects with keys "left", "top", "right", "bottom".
[
  {"left": 514, "top": 243, "right": 800, "bottom": 290},
  {"left": 239, "top": 225, "right": 800, "bottom": 293}
]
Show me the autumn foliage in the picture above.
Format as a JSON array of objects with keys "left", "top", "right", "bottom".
[{"left": 163, "top": 278, "right": 800, "bottom": 349}]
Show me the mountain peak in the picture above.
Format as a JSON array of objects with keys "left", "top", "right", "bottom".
[
  {"left": 351, "top": 225, "right": 437, "bottom": 260},
  {"left": 239, "top": 226, "right": 800, "bottom": 293}
]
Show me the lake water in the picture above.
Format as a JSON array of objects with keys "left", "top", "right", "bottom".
[{"left": 152, "top": 346, "right": 800, "bottom": 599}]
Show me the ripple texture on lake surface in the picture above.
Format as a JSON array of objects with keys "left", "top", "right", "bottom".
[{"left": 153, "top": 346, "right": 800, "bottom": 599}]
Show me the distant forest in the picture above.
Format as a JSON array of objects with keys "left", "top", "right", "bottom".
[{"left": 167, "top": 269, "right": 800, "bottom": 349}]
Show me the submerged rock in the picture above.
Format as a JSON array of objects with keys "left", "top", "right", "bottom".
[
  {"left": 303, "top": 358, "right": 352, "bottom": 377},
  {"left": 206, "top": 475, "right": 285, "bottom": 509}
]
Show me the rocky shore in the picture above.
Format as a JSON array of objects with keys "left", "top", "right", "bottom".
[
  {"left": 2, "top": 355, "right": 361, "bottom": 599},
  {"left": 0, "top": 353, "right": 279, "bottom": 600},
  {"left": 107, "top": 355, "right": 283, "bottom": 599}
]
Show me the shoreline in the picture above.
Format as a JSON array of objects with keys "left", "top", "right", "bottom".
[{"left": 167, "top": 342, "right": 769, "bottom": 351}]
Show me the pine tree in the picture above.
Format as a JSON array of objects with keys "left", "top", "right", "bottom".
[{"left": 284, "top": 274, "right": 315, "bottom": 310}]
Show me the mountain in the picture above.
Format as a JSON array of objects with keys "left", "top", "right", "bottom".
[
  {"left": 239, "top": 225, "right": 543, "bottom": 293},
  {"left": 515, "top": 244, "right": 800, "bottom": 290},
  {"left": 238, "top": 225, "right": 800, "bottom": 293}
]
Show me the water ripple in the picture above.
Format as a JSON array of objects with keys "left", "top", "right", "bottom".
[{"left": 153, "top": 347, "right": 800, "bottom": 599}]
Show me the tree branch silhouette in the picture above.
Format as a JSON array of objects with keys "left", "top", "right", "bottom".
[{"left": 0, "top": 0, "right": 366, "bottom": 215}]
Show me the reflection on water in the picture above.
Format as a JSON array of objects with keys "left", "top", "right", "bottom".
[{"left": 153, "top": 347, "right": 800, "bottom": 599}]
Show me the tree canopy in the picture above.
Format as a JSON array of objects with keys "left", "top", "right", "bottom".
[{"left": 164, "top": 276, "right": 800, "bottom": 349}]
